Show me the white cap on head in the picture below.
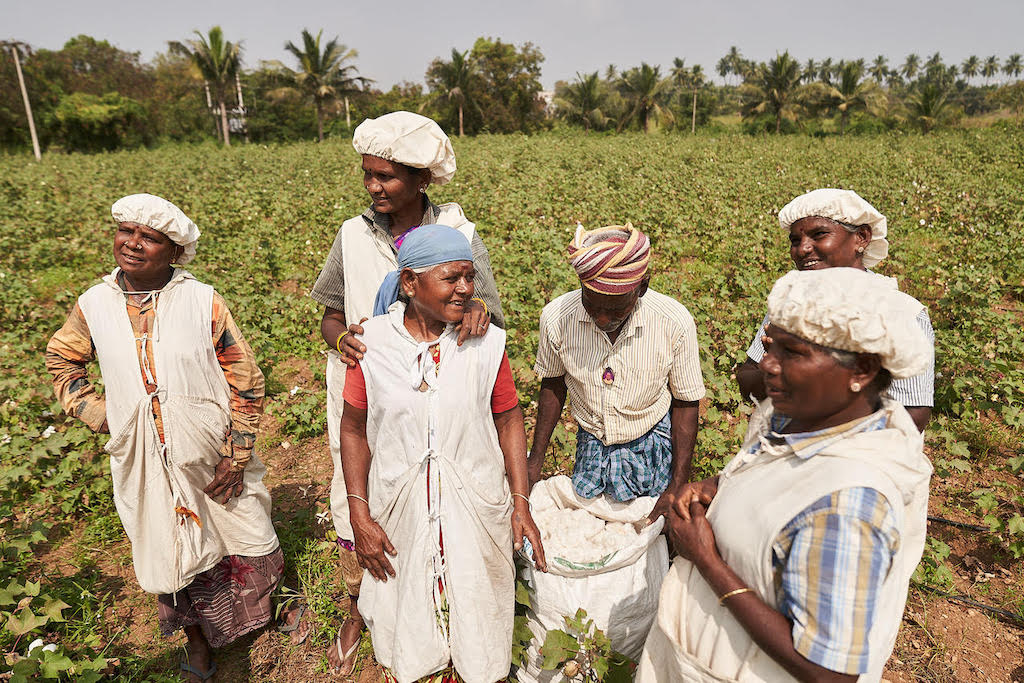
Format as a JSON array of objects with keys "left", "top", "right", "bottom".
[
  {"left": 766, "top": 268, "right": 931, "bottom": 379},
  {"left": 778, "top": 188, "right": 889, "bottom": 268},
  {"left": 352, "top": 111, "right": 456, "bottom": 185},
  {"left": 111, "top": 193, "right": 200, "bottom": 265}
]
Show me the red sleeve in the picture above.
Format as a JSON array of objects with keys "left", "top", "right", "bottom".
[
  {"left": 343, "top": 362, "right": 368, "bottom": 409},
  {"left": 491, "top": 352, "right": 519, "bottom": 414}
]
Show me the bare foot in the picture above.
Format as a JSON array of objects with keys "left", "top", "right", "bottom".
[{"left": 327, "top": 616, "right": 364, "bottom": 676}]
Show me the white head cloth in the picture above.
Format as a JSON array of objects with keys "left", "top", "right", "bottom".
[
  {"left": 111, "top": 193, "right": 201, "bottom": 265},
  {"left": 352, "top": 111, "right": 456, "bottom": 185},
  {"left": 766, "top": 268, "right": 931, "bottom": 379},
  {"left": 778, "top": 188, "right": 889, "bottom": 268}
]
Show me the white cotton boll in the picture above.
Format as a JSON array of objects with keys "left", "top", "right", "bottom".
[{"left": 28, "top": 638, "right": 44, "bottom": 653}]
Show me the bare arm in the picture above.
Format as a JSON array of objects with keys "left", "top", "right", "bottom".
[
  {"left": 321, "top": 306, "right": 367, "bottom": 368},
  {"left": 649, "top": 399, "right": 700, "bottom": 521},
  {"left": 669, "top": 498, "right": 857, "bottom": 683},
  {"left": 494, "top": 405, "right": 546, "bottom": 571},
  {"left": 736, "top": 358, "right": 767, "bottom": 402},
  {"left": 905, "top": 406, "right": 931, "bottom": 433},
  {"left": 340, "top": 401, "right": 396, "bottom": 581},
  {"left": 527, "top": 375, "right": 568, "bottom": 487}
]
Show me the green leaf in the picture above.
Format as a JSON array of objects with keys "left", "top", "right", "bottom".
[
  {"left": 39, "top": 651, "right": 74, "bottom": 678},
  {"left": 1006, "top": 515, "right": 1024, "bottom": 536},
  {"left": 40, "top": 597, "right": 71, "bottom": 623},
  {"left": 539, "top": 629, "right": 578, "bottom": 670},
  {"left": 515, "top": 579, "right": 532, "bottom": 609}
]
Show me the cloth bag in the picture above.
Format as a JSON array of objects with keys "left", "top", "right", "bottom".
[{"left": 516, "top": 476, "right": 670, "bottom": 682}]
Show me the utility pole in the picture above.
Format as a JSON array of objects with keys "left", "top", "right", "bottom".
[{"left": 8, "top": 44, "right": 41, "bottom": 160}]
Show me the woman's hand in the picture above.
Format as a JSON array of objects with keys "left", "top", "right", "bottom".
[
  {"left": 666, "top": 498, "right": 721, "bottom": 569},
  {"left": 338, "top": 319, "right": 368, "bottom": 367},
  {"left": 203, "top": 456, "right": 244, "bottom": 504},
  {"left": 352, "top": 512, "right": 397, "bottom": 582},
  {"left": 456, "top": 300, "right": 490, "bottom": 346},
  {"left": 512, "top": 499, "right": 547, "bottom": 572},
  {"left": 649, "top": 476, "right": 719, "bottom": 523}
]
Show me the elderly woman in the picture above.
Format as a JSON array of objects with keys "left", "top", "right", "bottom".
[
  {"left": 638, "top": 267, "right": 933, "bottom": 683},
  {"left": 308, "top": 111, "right": 506, "bottom": 672},
  {"left": 735, "top": 189, "right": 935, "bottom": 432},
  {"left": 45, "top": 195, "right": 284, "bottom": 682},
  {"left": 339, "top": 224, "right": 545, "bottom": 683}
]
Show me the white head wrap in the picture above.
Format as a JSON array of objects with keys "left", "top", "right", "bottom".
[
  {"left": 111, "top": 193, "right": 200, "bottom": 265},
  {"left": 778, "top": 189, "right": 889, "bottom": 268},
  {"left": 766, "top": 268, "right": 931, "bottom": 379},
  {"left": 352, "top": 111, "right": 456, "bottom": 185}
]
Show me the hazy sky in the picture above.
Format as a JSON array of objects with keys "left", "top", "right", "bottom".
[{"left": 8, "top": 0, "right": 1024, "bottom": 89}]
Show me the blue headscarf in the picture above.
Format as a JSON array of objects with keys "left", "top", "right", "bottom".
[{"left": 372, "top": 224, "right": 474, "bottom": 316}]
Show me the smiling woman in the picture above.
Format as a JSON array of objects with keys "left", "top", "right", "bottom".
[
  {"left": 735, "top": 189, "right": 935, "bottom": 432},
  {"left": 45, "top": 194, "right": 283, "bottom": 683},
  {"left": 339, "top": 224, "right": 546, "bottom": 683}
]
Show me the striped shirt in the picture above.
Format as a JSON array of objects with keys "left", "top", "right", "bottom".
[
  {"left": 309, "top": 197, "right": 505, "bottom": 328},
  {"left": 534, "top": 288, "right": 705, "bottom": 445},
  {"left": 46, "top": 276, "right": 264, "bottom": 462},
  {"left": 745, "top": 307, "right": 935, "bottom": 407},
  {"left": 761, "top": 412, "right": 899, "bottom": 675}
]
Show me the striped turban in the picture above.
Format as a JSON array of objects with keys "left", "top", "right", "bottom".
[{"left": 568, "top": 223, "right": 651, "bottom": 295}]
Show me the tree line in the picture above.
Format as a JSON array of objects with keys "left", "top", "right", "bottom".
[{"left": 2, "top": 31, "right": 1022, "bottom": 154}]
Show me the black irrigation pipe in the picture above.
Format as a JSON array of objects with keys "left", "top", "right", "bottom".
[
  {"left": 915, "top": 583, "right": 1024, "bottom": 628},
  {"left": 927, "top": 515, "right": 989, "bottom": 532}
]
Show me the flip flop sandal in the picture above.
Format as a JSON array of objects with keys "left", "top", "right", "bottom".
[
  {"left": 180, "top": 655, "right": 217, "bottom": 682},
  {"left": 332, "top": 625, "right": 361, "bottom": 677},
  {"left": 277, "top": 602, "right": 310, "bottom": 645}
]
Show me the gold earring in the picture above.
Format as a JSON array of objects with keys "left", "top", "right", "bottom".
[
  {"left": 856, "top": 246, "right": 865, "bottom": 254},
  {"left": 850, "top": 382, "right": 862, "bottom": 392}
]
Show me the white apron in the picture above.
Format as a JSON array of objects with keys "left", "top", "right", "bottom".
[
  {"left": 355, "top": 304, "right": 514, "bottom": 683},
  {"left": 637, "top": 399, "right": 931, "bottom": 683},
  {"left": 328, "top": 204, "right": 476, "bottom": 540},
  {"left": 79, "top": 269, "right": 279, "bottom": 595}
]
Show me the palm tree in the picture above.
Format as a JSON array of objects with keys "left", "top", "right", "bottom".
[
  {"left": 961, "top": 55, "right": 980, "bottom": 84},
  {"left": 425, "top": 49, "right": 476, "bottom": 137},
  {"left": 267, "top": 29, "right": 369, "bottom": 142},
  {"left": 905, "top": 82, "right": 954, "bottom": 133},
  {"left": 616, "top": 63, "right": 674, "bottom": 133},
  {"left": 1004, "top": 54, "right": 1022, "bottom": 82},
  {"left": 982, "top": 56, "right": 1000, "bottom": 85},
  {"left": 555, "top": 71, "right": 610, "bottom": 132},
  {"left": 803, "top": 58, "right": 819, "bottom": 84},
  {"left": 725, "top": 46, "right": 742, "bottom": 85},
  {"left": 671, "top": 58, "right": 705, "bottom": 133},
  {"left": 740, "top": 51, "right": 806, "bottom": 133},
  {"left": 825, "top": 60, "right": 886, "bottom": 134},
  {"left": 819, "top": 58, "right": 834, "bottom": 85},
  {"left": 869, "top": 55, "right": 888, "bottom": 84},
  {"left": 901, "top": 53, "right": 920, "bottom": 81},
  {"left": 169, "top": 26, "right": 241, "bottom": 147},
  {"left": 716, "top": 56, "right": 731, "bottom": 84}
]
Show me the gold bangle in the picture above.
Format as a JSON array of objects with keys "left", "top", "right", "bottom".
[
  {"left": 470, "top": 297, "right": 488, "bottom": 317},
  {"left": 335, "top": 331, "right": 349, "bottom": 354},
  {"left": 347, "top": 493, "right": 369, "bottom": 506},
  {"left": 512, "top": 492, "right": 531, "bottom": 508},
  {"left": 718, "top": 587, "right": 753, "bottom": 605}
]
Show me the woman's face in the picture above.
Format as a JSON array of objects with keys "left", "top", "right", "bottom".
[
  {"left": 113, "top": 222, "right": 179, "bottom": 282},
  {"left": 758, "top": 324, "right": 874, "bottom": 430},
  {"left": 788, "top": 217, "right": 872, "bottom": 271},
  {"left": 406, "top": 261, "right": 476, "bottom": 324},
  {"left": 362, "top": 155, "right": 427, "bottom": 215}
]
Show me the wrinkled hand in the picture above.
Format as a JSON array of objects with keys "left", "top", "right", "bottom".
[
  {"left": 339, "top": 319, "right": 368, "bottom": 367},
  {"left": 512, "top": 502, "right": 547, "bottom": 572},
  {"left": 204, "top": 456, "right": 244, "bottom": 504},
  {"left": 352, "top": 513, "right": 397, "bottom": 582},
  {"left": 456, "top": 300, "right": 490, "bottom": 346},
  {"left": 666, "top": 499, "right": 720, "bottom": 568},
  {"left": 652, "top": 477, "right": 719, "bottom": 523}
]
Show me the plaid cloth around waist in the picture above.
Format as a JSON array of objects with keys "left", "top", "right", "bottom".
[{"left": 572, "top": 411, "right": 672, "bottom": 502}]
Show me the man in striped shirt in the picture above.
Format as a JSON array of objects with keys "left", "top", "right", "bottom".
[{"left": 527, "top": 224, "right": 705, "bottom": 521}]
